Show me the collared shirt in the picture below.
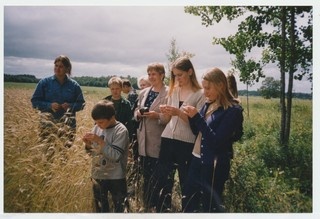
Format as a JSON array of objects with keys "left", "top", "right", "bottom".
[{"left": 31, "top": 75, "right": 85, "bottom": 127}]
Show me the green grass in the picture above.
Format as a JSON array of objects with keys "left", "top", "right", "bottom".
[{"left": 4, "top": 82, "right": 37, "bottom": 89}]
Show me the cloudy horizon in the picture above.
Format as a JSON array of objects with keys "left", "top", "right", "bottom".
[{"left": 3, "top": 5, "right": 314, "bottom": 93}]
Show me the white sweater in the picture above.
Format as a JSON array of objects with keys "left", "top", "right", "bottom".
[{"left": 161, "top": 88, "right": 205, "bottom": 143}]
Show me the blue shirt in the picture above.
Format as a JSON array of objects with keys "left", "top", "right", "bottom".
[{"left": 31, "top": 75, "right": 85, "bottom": 128}]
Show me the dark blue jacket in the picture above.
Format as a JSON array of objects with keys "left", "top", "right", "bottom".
[{"left": 189, "top": 102, "right": 243, "bottom": 165}]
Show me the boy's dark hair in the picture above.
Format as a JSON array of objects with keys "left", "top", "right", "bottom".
[
  {"left": 91, "top": 100, "right": 115, "bottom": 120},
  {"left": 122, "top": 79, "right": 131, "bottom": 87}
]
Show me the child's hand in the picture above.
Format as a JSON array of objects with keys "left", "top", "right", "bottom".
[
  {"left": 82, "top": 133, "right": 93, "bottom": 144},
  {"left": 84, "top": 133, "right": 103, "bottom": 144},
  {"left": 163, "top": 105, "right": 180, "bottom": 116},
  {"left": 83, "top": 132, "right": 94, "bottom": 150},
  {"left": 159, "top": 104, "right": 167, "bottom": 113},
  {"left": 182, "top": 105, "right": 198, "bottom": 118},
  {"left": 83, "top": 133, "right": 104, "bottom": 152}
]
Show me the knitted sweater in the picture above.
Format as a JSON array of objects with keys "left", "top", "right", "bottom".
[{"left": 161, "top": 88, "right": 205, "bottom": 143}]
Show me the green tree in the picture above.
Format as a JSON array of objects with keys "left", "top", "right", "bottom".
[
  {"left": 166, "top": 38, "right": 180, "bottom": 64},
  {"left": 185, "top": 6, "right": 265, "bottom": 118},
  {"left": 165, "top": 38, "right": 195, "bottom": 82},
  {"left": 184, "top": 6, "right": 312, "bottom": 147},
  {"left": 258, "top": 77, "right": 281, "bottom": 99}
]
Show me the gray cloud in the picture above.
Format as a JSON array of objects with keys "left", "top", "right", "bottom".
[{"left": 3, "top": 5, "right": 314, "bottom": 93}]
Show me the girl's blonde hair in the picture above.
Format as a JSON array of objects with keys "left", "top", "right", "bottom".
[
  {"left": 203, "top": 67, "right": 239, "bottom": 109},
  {"left": 168, "top": 56, "right": 202, "bottom": 96}
]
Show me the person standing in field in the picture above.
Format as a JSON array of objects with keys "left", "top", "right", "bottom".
[
  {"left": 182, "top": 67, "right": 243, "bottom": 212},
  {"left": 122, "top": 79, "right": 138, "bottom": 111},
  {"left": 103, "top": 77, "right": 133, "bottom": 141},
  {"left": 83, "top": 100, "right": 129, "bottom": 212},
  {"left": 153, "top": 57, "right": 206, "bottom": 212},
  {"left": 134, "top": 63, "right": 168, "bottom": 211},
  {"left": 129, "top": 75, "right": 152, "bottom": 170},
  {"left": 131, "top": 75, "right": 151, "bottom": 123},
  {"left": 226, "top": 73, "right": 239, "bottom": 99},
  {"left": 31, "top": 55, "right": 85, "bottom": 148},
  {"left": 138, "top": 75, "right": 152, "bottom": 90}
]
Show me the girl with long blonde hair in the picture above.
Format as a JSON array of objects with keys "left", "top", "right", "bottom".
[{"left": 182, "top": 67, "right": 243, "bottom": 212}]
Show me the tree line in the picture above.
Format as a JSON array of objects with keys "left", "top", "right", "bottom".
[
  {"left": 4, "top": 73, "right": 311, "bottom": 100},
  {"left": 4, "top": 74, "right": 139, "bottom": 89}
]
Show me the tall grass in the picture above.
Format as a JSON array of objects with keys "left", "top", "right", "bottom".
[
  {"left": 224, "top": 97, "right": 312, "bottom": 212},
  {"left": 4, "top": 85, "right": 96, "bottom": 212},
  {"left": 3, "top": 83, "right": 312, "bottom": 212}
]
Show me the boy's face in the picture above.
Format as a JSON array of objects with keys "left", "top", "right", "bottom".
[
  {"left": 109, "top": 84, "right": 122, "bottom": 100},
  {"left": 95, "top": 118, "right": 113, "bottom": 129},
  {"left": 122, "top": 85, "right": 130, "bottom": 94}
]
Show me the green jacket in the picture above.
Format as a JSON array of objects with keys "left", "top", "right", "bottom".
[{"left": 103, "top": 95, "right": 133, "bottom": 140}]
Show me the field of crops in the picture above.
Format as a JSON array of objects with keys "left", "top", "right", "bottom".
[{"left": 3, "top": 82, "right": 312, "bottom": 213}]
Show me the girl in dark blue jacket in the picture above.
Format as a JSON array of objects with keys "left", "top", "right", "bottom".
[{"left": 182, "top": 67, "right": 243, "bottom": 212}]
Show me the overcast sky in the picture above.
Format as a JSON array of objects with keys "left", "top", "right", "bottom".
[
  {"left": 3, "top": 2, "right": 318, "bottom": 93},
  {"left": 1, "top": 1, "right": 320, "bottom": 218}
]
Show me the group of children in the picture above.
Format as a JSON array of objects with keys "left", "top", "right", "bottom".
[
  {"left": 31, "top": 55, "right": 243, "bottom": 213},
  {"left": 81, "top": 58, "right": 243, "bottom": 213}
]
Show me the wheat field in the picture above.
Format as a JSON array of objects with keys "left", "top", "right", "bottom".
[
  {"left": 4, "top": 83, "right": 181, "bottom": 213},
  {"left": 4, "top": 84, "right": 101, "bottom": 212}
]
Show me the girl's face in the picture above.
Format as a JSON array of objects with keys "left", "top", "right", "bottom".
[
  {"left": 139, "top": 80, "right": 150, "bottom": 90},
  {"left": 148, "top": 70, "right": 163, "bottom": 86},
  {"left": 172, "top": 68, "right": 191, "bottom": 87},
  {"left": 202, "top": 79, "right": 219, "bottom": 102},
  {"left": 54, "top": 61, "right": 68, "bottom": 77},
  {"left": 122, "top": 85, "right": 130, "bottom": 94}
]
